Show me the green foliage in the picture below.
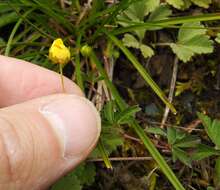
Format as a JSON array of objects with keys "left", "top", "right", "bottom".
[
  {"left": 51, "top": 163, "right": 96, "bottom": 190},
  {"left": 2, "top": 0, "right": 220, "bottom": 189},
  {"left": 216, "top": 33, "right": 220, "bottom": 43},
  {"left": 148, "top": 4, "right": 172, "bottom": 22},
  {"left": 167, "top": 127, "right": 200, "bottom": 166},
  {"left": 92, "top": 101, "right": 140, "bottom": 157},
  {"left": 146, "top": 127, "right": 167, "bottom": 137},
  {"left": 118, "top": 2, "right": 172, "bottom": 59},
  {"left": 122, "top": 34, "right": 154, "bottom": 58},
  {"left": 170, "top": 22, "right": 214, "bottom": 62},
  {"left": 117, "top": 0, "right": 161, "bottom": 58},
  {"left": 198, "top": 112, "right": 220, "bottom": 149},
  {"left": 167, "top": 0, "right": 211, "bottom": 9},
  {"left": 192, "top": 144, "right": 220, "bottom": 160}
]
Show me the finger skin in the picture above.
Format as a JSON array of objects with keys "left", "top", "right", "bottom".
[
  {"left": 0, "top": 55, "right": 83, "bottom": 107},
  {"left": 0, "top": 94, "right": 101, "bottom": 190}
]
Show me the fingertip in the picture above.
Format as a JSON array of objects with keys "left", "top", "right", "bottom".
[
  {"left": 0, "top": 55, "right": 84, "bottom": 107},
  {"left": 40, "top": 94, "right": 101, "bottom": 159}
]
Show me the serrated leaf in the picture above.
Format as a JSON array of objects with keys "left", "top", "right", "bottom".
[
  {"left": 167, "top": 0, "right": 185, "bottom": 9},
  {"left": 170, "top": 43, "right": 194, "bottom": 62},
  {"left": 167, "top": 0, "right": 210, "bottom": 9},
  {"left": 122, "top": 34, "right": 140, "bottom": 48},
  {"left": 216, "top": 33, "right": 220, "bottom": 43},
  {"left": 140, "top": 44, "right": 154, "bottom": 58},
  {"left": 192, "top": 144, "right": 220, "bottom": 161},
  {"left": 178, "top": 22, "right": 206, "bottom": 42},
  {"left": 117, "top": 0, "right": 159, "bottom": 40},
  {"left": 198, "top": 112, "right": 220, "bottom": 149},
  {"left": 122, "top": 34, "right": 154, "bottom": 58},
  {"left": 191, "top": 0, "right": 211, "bottom": 8},
  {"left": 121, "top": 0, "right": 159, "bottom": 22},
  {"left": 145, "top": 0, "right": 160, "bottom": 13},
  {"left": 170, "top": 22, "right": 214, "bottom": 62},
  {"left": 148, "top": 4, "right": 172, "bottom": 22}
]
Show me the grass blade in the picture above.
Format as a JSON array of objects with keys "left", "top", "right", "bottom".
[
  {"left": 104, "top": 31, "right": 176, "bottom": 114},
  {"left": 5, "top": 9, "right": 34, "bottom": 56},
  {"left": 97, "top": 141, "right": 112, "bottom": 169},
  {"left": 113, "top": 13, "right": 220, "bottom": 35}
]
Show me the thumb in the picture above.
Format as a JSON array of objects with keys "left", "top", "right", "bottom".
[{"left": 0, "top": 94, "right": 101, "bottom": 190}]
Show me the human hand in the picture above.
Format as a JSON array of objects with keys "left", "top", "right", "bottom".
[{"left": 0, "top": 55, "right": 101, "bottom": 190}]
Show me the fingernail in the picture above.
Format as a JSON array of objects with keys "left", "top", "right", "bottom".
[{"left": 39, "top": 95, "right": 101, "bottom": 158}]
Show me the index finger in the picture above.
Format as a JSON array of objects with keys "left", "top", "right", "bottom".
[{"left": 0, "top": 55, "right": 83, "bottom": 107}]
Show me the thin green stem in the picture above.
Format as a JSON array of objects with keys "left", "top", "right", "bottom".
[
  {"left": 59, "top": 64, "right": 65, "bottom": 93},
  {"left": 5, "top": 9, "right": 34, "bottom": 56},
  {"left": 113, "top": 13, "right": 220, "bottom": 35},
  {"left": 75, "top": 35, "right": 84, "bottom": 91},
  {"left": 97, "top": 141, "right": 112, "bottom": 169}
]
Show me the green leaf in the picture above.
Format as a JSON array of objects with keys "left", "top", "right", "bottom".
[
  {"left": 140, "top": 44, "right": 154, "bottom": 58},
  {"left": 74, "top": 163, "right": 96, "bottom": 186},
  {"left": 192, "top": 144, "right": 220, "bottom": 161},
  {"left": 170, "top": 22, "right": 214, "bottom": 62},
  {"left": 122, "top": 34, "right": 140, "bottom": 48},
  {"left": 174, "top": 135, "right": 200, "bottom": 148},
  {"left": 216, "top": 33, "right": 220, "bottom": 44},
  {"left": 146, "top": 127, "right": 167, "bottom": 136},
  {"left": 148, "top": 4, "right": 172, "bottom": 22},
  {"left": 190, "top": 0, "right": 211, "bottom": 8},
  {"left": 178, "top": 22, "right": 206, "bottom": 42},
  {"left": 167, "top": 127, "right": 178, "bottom": 145},
  {"left": 122, "top": 34, "right": 154, "bottom": 58},
  {"left": 51, "top": 163, "right": 96, "bottom": 190},
  {"left": 145, "top": 0, "right": 160, "bottom": 13},
  {"left": 115, "top": 105, "right": 141, "bottom": 124},
  {"left": 126, "top": 0, "right": 159, "bottom": 21},
  {"left": 51, "top": 174, "right": 81, "bottom": 190},
  {"left": 198, "top": 112, "right": 220, "bottom": 149},
  {"left": 167, "top": 0, "right": 210, "bottom": 9},
  {"left": 117, "top": 0, "right": 159, "bottom": 40},
  {"left": 167, "top": 0, "right": 185, "bottom": 9},
  {"left": 103, "top": 100, "right": 115, "bottom": 124},
  {"left": 172, "top": 147, "right": 192, "bottom": 167}
]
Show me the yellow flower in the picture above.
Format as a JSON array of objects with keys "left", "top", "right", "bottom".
[{"left": 49, "top": 38, "right": 71, "bottom": 64}]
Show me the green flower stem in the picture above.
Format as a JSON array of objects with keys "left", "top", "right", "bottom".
[{"left": 59, "top": 63, "right": 65, "bottom": 93}]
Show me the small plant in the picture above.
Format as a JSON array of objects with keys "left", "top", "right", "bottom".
[{"left": 2, "top": 0, "right": 220, "bottom": 189}]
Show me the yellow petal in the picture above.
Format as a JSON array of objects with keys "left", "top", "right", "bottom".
[{"left": 49, "top": 38, "right": 71, "bottom": 64}]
